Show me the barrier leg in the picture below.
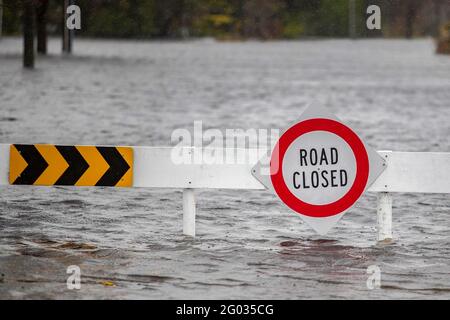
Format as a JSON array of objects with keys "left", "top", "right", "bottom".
[
  {"left": 183, "top": 189, "right": 196, "bottom": 237},
  {"left": 377, "top": 192, "right": 392, "bottom": 242}
]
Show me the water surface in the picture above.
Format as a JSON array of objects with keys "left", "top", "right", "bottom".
[{"left": 0, "top": 38, "right": 449, "bottom": 299}]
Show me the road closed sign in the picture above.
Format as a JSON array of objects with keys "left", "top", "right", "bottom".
[{"left": 252, "top": 105, "right": 386, "bottom": 235}]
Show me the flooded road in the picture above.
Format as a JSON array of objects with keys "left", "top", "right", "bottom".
[{"left": 0, "top": 38, "right": 449, "bottom": 299}]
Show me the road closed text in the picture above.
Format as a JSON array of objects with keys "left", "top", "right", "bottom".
[{"left": 292, "top": 147, "right": 348, "bottom": 189}]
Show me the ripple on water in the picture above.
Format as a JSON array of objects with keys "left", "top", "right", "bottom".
[{"left": 0, "top": 38, "right": 449, "bottom": 299}]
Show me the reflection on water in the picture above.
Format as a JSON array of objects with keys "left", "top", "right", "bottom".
[{"left": 0, "top": 38, "right": 449, "bottom": 299}]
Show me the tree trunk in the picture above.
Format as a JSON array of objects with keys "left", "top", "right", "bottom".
[
  {"left": 23, "top": 0, "right": 35, "bottom": 68},
  {"left": 37, "top": 0, "right": 48, "bottom": 54},
  {"left": 62, "top": 0, "right": 73, "bottom": 53},
  {"left": 405, "top": 2, "right": 417, "bottom": 38},
  {"left": 0, "top": 0, "right": 3, "bottom": 39},
  {"left": 348, "top": 0, "right": 356, "bottom": 39}
]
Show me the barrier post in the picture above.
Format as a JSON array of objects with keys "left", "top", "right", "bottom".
[
  {"left": 377, "top": 192, "right": 393, "bottom": 242},
  {"left": 183, "top": 189, "right": 196, "bottom": 237}
]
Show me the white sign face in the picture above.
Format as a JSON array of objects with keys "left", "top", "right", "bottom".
[
  {"left": 282, "top": 131, "right": 357, "bottom": 206},
  {"left": 252, "top": 105, "right": 386, "bottom": 235}
]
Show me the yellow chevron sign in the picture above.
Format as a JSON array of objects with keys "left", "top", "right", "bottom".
[{"left": 9, "top": 144, "right": 133, "bottom": 187}]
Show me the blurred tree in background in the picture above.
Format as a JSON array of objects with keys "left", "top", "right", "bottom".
[{"left": 1, "top": 0, "right": 449, "bottom": 39}]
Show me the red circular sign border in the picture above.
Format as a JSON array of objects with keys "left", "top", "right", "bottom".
[{"left": 270, "top": 118, "right": 369, "bottom": 218}]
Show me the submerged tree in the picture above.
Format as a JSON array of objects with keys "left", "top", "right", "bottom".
[
  {"left": 22, "top": 0, "right": 34, "bottom": 68},
  {"left": 36, "top": 0, "right": 48, "bottom": 54}
]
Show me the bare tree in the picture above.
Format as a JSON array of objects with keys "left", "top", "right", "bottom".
[
  {"left": 0, "top": 0, "right": 3, "bottom": 39},
  {"left": 348, "top": 0, "right": 356, "bottom": 39},
  {"left": 36, "top": 0, "right": 48, "bottom": 54},
  {"left": 404, "top": 0, "right": 426, "bottom": 38},
  {"left": 22, "top": 0, "right": 35, "bottom": 68}
]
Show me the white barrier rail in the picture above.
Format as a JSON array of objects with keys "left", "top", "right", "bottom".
[{"left": 1, "top": 145, "right": 449, "bottom": 241}]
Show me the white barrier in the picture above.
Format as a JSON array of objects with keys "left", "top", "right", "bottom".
[{"left": 1, "top": 144, "right": 449, "bottom": 241}]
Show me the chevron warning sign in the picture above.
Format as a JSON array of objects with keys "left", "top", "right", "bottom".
[{"left": 9, "top": 144, "right": 133, "bottom": 187}]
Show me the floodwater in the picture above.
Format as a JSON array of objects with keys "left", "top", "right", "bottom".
[{"left": 0, "top": 38, "right": 449, "bottom": 299}]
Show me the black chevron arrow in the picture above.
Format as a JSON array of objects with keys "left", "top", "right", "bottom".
[
  {"left": 12, "top": 144, "right": 49, "bottom": 185},
  {"left": 55, "top": 146, "right": 89, "bottom": 185},
  {"left": 95, "top": 147, "right": 130, "bottom": 186}
]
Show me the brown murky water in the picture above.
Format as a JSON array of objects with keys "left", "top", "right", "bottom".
[{"left": 0, "top": 38, "right": 449, "bottom": 299}]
